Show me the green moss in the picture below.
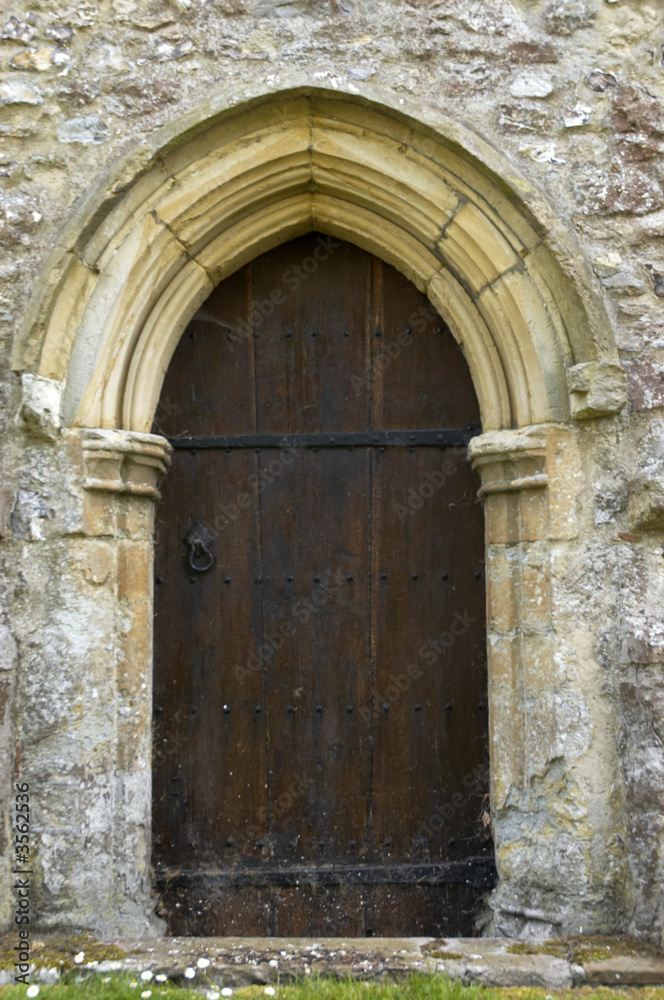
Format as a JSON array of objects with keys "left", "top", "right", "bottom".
[
  {"left": 421, "top": 952, "right": 465, "bottom": 960},
  {"left": 506, "top": 935, "right": 663, "bottom": 965},
  {"left": 0, "top": 931, "right": 127, "bottom": 973}
]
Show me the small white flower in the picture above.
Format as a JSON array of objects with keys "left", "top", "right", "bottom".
[
  {"left": 141, "top": 992, "right": 152, "bottom": 999},
  {"left": 155, "top": 974, "right": 168, "bottom": 982},
  {"left": 269, "top": 959, "right": 278, "bottom": 968},
  {"left": 264, "top": 989, "right": 276, "bottom": 997},
  {"left": 26, "top": 988, "right": 40, "bottom": 998},
  {"left": 129, "top": 983, "right": 138, "bottom": 989},
  {"left": 102, "top": 978, "right": 111, "bottom": 984},
  {"left": 74, "top": 952, "right": 85, "bottom": 964},
  {"left": 207, "top": 992, "right": 220, "bottom": 999},
  {"left": 184, "top": 967, "right": 196, "bottom": 979},
  {"left": 197, "top": 957, "right": 211, "bottom": 969},
  {"left": 141, "top": 971, "right": 154, "bottom": 981},
  {"left": 221, "top": 990, "right": 233, "bottom": 997}
]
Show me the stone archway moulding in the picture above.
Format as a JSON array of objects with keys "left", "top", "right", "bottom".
[{"left": 14, "top": 85, "right": 626, "bottom": 436}]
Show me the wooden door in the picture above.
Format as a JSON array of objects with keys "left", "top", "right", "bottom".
[{"left": 152, "top": 233, "right": 494, "bottom": 936}]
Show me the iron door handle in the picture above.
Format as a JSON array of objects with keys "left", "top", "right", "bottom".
[{"left": 183, "top": 521, "right": 215, "bottom": 573}]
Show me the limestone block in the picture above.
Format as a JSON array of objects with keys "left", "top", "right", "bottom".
[
  {"left": 483, "top": 490, "right": 522, "bottom": 545},
  {"left": 567, "top": 359, "right": 628, "bottom": 419},
  {"left": 584, "top": 957, "right": 664, "bottom": 985},
  {"left": 117, "top": 542, "right": 152, "bottom": 604},
  {"left": 117, "top": 495, "right": 157, "bottom": 541},
  {"left": 438, "top": 202, "right": 520, "bottom": 293},
  {"left": 486, "top": 545, "right": 518, "bottom": 634},
  {"left": 521, "top": 547, "right": 552, "bottom": 629},
  {"left": 627, "top": 475, "right": 664, "bottom": 532},
  {"left": 73, "top": 540, "right": 114, "bottom": 586},
  {"left": 488, "top": 634, "right": 527, "bottom": 805},
  {"left": 518, "top": 488, "right": 551, "bottom": 543},
  {"left": 17, "top": 373, "right": 62, "bottom": 440},
  {"left": 118, "top": 601, "right": 152, "bottom": 702},
  {"left": 544, "top": 426, "right": 582, "bottom": 540},
  {"left": 81, "top": 489, "right": 119, "bottom": 538}
]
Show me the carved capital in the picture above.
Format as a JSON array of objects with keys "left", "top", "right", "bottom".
[
  {"left": 81, "top": 429, "right": 172, "bottom": 501},
  {"left": 468, "top": 428, "right": 548, "bottom": 497}
]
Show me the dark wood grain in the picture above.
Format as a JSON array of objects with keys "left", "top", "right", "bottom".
[{"left": 152, "top": 232, "right": 492, "bottom": 936}]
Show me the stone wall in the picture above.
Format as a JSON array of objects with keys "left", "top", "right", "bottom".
[{"left": 0, "top": 0, "right": 663, "bottom": 943}]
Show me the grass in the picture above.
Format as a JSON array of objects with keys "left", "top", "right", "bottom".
[{"left": 1, "top": 973, "right": 664, "bottom": 1000}]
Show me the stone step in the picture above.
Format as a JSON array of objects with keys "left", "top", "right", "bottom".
[{"left": 5, "top": 935, "right": 664, "bottom": 990}]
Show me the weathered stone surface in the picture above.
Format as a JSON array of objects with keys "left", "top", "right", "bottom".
[
  {"left": 508, "top": 72, "right": 554, "bottom": 98},
  {"left": 0, "top": 935, "right": 585, "bottom": 989},
  {"left": 9, "top": 47, "right": 56, "bottom": 71},
  {"left": 627, "top": 475, "right": 664, "bottom": 532},
  {"left": 584, "top": 956, "right": 664, "bottom": 984},
  {"left": 56, "top": 114, "right": 110, "bottom": 144},
  {"left": 542, "top": 0, "right": 598, "bottom": 36},
  {"left": 567, "top": 360, "right": 628, "bottom": 419},
  {"left": 0, "top": 0, "right": 663, "bottom": 949},
  {"left": 17, "top": 373, "right": 62, "bottom": 441},
  {"left": 424, "top": 937, "right": 578, "bottom": 988},
  {"left": 625, "top": 357, "right": 664, "bottom": 411},
  {"left": 0, "top": 79, "right": 42, "bottom": 104},
  {"left": 1, "top": 15, "right": 36, "bottom": 43}
]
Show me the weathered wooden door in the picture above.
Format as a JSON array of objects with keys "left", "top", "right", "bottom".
[{"left": 152, "top": 233, "right": 494, "bottom": 936}]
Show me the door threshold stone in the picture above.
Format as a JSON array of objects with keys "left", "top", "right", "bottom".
[
  {"left": 13, "top": 935, "right": 664, "bottom": 990},
  {"left": 115, "top": 936, "right": 579, "bottom": 989}
]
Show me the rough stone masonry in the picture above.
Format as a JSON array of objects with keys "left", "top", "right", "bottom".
[{"left": 0, "top": 0, "right": 663, "bottom": 947}]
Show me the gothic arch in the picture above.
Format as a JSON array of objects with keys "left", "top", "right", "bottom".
[{"left": 14, "top": 87, "right": 618, "bottom": 434}]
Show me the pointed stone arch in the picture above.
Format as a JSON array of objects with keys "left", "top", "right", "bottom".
[{"left": 14, "top": 87, "right": 618, "bottom": 435}]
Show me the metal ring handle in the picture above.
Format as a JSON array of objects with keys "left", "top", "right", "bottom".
[
  {"left": 188, "top": 539, "right": 215, "bottom": 573},
  {"left": 183, "top": 521, "right": 216, "bottom": 573}
]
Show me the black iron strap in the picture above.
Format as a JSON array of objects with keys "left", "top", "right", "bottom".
[
  {"left": 169, "top": 424, "right": 481, "bottom": 450},
  {"left": 155, "top": 857, "right": 497, "bottom": 890}
]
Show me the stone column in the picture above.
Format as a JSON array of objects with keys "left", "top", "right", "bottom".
[
  {"left": 469, "top": 424, "right": 629, "bottom": 940},
  {"left": 8, "top": 427, "right": 171, "bottom": 938}
]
